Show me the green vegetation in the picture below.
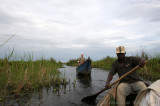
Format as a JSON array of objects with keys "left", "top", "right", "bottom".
[
  {"left": 66, "top": 51, "right": 160, "bottom": 81},
  {"left": 93, "top": 52, "right": 160, "bottom": 81},
  {"left": 65, "top": 56, "right": 116, "bottom": 70},
  {"left": 66, "top": 59, "right": 79, "bottom": 66},
  {"left": 0, "top": 54, "right": 64, "bottom": 99},
  {"left": 92, "top": 56, "right": 117, "bottom": 70},
  {"left": 138, "top": 53, "right": 160, "bottom": 81},
  {"left": 0, "top": 35, "right": 66, "bottom": 100}
]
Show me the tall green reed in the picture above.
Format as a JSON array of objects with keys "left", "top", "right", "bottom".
[
  {"left": 138, "top": 52, "right": 160, "bottom": 81},
  {"left": 66, "top": 59, "right": 79, "bottom": 66},
  {"left": 92, "top": 56, "right": 116, "bottom": 70},
  {"left": 0, "top": 52, "right": 63, "bottom": 98}
]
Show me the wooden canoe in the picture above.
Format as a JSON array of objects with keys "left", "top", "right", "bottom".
[
  {"left": 97, "top": 83, "right": 119, "bottom": 106},
  {"left": 76, "top": 59, "right": 92, "bottom": 76},
  {"left": 97, "top": 82, "right": 149, "bottom": 106}
]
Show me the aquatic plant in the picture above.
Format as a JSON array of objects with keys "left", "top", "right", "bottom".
[
  {"left": 0, "top": 53, "right": 63, "bottom": 99},
  {"left": 72, "top": 77, "right": 77, "bottom": 87}
]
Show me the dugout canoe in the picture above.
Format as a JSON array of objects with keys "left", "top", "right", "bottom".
[
  {"left": 97, "top": 82, "right": 149, "bottom": 106},
  {"left": 76, "top": 59, "right": 92, "bottom": 76}
]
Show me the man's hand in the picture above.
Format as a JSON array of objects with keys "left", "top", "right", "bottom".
[
  {"left": 139, "top": 58, "right": 147, "bottom": 67},
  {"left": 105, "top": 82, "right": 111, "bottom": 89}
]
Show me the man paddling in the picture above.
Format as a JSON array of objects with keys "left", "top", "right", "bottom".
[{"left": 105, "top": 46, "right": 147, "bottom": 106}]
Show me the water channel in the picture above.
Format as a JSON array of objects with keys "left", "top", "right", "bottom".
[{"left": 2, "top": 65, "right": 119, "bottom": 106}]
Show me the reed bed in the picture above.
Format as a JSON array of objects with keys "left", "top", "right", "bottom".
[
  {"left": 138, "top": 53, "right": 160, "bottom": 81},
  {"left": 92, "top": 56, "right": 116, "bottom": 70},
  {"left": 0, "top": 56, "right": 64, "bottom": 100},
  {"left": 66, "top": 56, "right": 116, "bottom": 70},
  {"left": 66, "top": 51, "right": 160, "bottom": 81},
  {"left": 92, "top": 52, "right": 160, "bottom": 81},
  {"left": 66, "top": 59, "right": 79, "bottom": 66}
]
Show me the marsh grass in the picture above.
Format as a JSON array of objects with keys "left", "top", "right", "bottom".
[
  {"left": 92, "top": 56, "right": 117, "bottom": 70},
  {"left": 0, "top": 54, "right": 63, "bottom": 100},
  {"left": 65, "top": 56, "right": 117, "bottom": 70},
  {"left": 93, "top": 51, "right": 160, "bottom": 81},
  {"left": 66, "top": 50, "right": 160, "bottom": 81},
  {"left": 138, "top": 52, "right": 160, "bottom": 81},
  {"left": 66, "top": 59, "right": 79, "bottom": 66}
]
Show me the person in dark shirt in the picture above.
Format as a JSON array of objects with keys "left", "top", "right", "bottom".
[{"left": 105, "top": 46, "right": 147, "bottom": 106}]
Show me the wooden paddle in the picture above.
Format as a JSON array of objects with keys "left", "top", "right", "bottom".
[{"left": 81, "top": 61, "right": 147, "bottom": 103}]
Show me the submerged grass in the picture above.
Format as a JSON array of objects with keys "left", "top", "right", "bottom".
[{"left": 0, "top": 55, "right": 63, "bottom": 99}]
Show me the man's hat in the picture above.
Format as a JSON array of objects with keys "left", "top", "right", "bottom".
[{"left": 116, "top": 46, "right": 126, "bottom": 53}]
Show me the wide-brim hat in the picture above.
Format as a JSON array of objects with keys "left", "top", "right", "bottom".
[{"left": 116, "top": 46, "right": 126, "bottom": 53}]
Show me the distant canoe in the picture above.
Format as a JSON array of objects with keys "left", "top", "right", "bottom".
[
  {"left": 97, "top": 82, "right": 149, "bottom": 106},
  {"left": 76, "top": 59, "right": 92, "bottom": 76}
]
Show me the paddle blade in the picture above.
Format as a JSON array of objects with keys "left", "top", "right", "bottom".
[
  {"left": 81, "top": 87, "right": 108, "bottom": 104},
  {"left": 81, "top": 94, "right": 97, "bottom": 103}
]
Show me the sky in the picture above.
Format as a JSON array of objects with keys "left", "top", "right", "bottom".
[{"left": 0, "top": 0, "right": 160, "bottom": 62}]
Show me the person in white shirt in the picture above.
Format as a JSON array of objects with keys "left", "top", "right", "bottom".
[{"left": 78, "top": 54, "right": 85, "bottom": 66}]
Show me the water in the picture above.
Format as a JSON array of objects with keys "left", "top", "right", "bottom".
[{"left": 1, "top": 65, "right": 119, "bottom": 106}]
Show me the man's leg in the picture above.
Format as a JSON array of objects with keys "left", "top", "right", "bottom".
[
  {"left": 132, "top": 81, "right": 147, "bottom": 93},
  {"left": 117, "top": 83, "right": 132, "bottom": 106}
]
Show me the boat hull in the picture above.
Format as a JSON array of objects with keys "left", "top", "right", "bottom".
[
  {"left": 76, "top": 59, "right": 91, "bottom": 76},
  {"left": 97, "top": 82, "right": 149, "bottom": 106},
  {"left": 97, "top": 83, "right": 119, "bottom": 106}
]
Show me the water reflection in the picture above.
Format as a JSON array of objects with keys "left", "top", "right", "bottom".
[{"left": 77, "top": 75, "right": 92, "bottom": 87}]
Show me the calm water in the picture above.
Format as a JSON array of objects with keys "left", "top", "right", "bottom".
[{"left": 2, "top": 65, "right": 119, "bottom": 106}]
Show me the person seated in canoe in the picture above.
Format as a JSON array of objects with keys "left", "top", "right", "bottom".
[
  {"left": 134, "top": 79, "right": 160, "bottom": 106},
  {"left": 78, "top": 54, "right": 86, "bottom": 66},
  {"left": 105, "top": 46, "right": 147, "bottom": 106}
]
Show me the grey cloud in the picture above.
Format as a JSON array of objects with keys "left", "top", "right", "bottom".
[
  {"left": 0, "top": 0, "right": 160, "bottom": 61},
  {"left": 0, "top": 10, "right": 18, "bottom": 25},
  {"left": 110, "top": 0, "right": 160, "bottom": 23},
  {"left": 0, "top": 9, "right": 33, "bottom": 25},
  {"left": 1, "top": 34, "right": 58, "bottom": 51},
  {"left": 150, "top": 18, "right": 160, "bottom": 22}
]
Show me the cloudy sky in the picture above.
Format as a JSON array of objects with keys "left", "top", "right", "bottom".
[{"left": 0, "top": 0, "right": 160, "bottom": 62}]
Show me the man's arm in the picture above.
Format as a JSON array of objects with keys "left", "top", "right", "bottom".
[{"left": 105, "top": 73, "right": 113, "bottom": 88}]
